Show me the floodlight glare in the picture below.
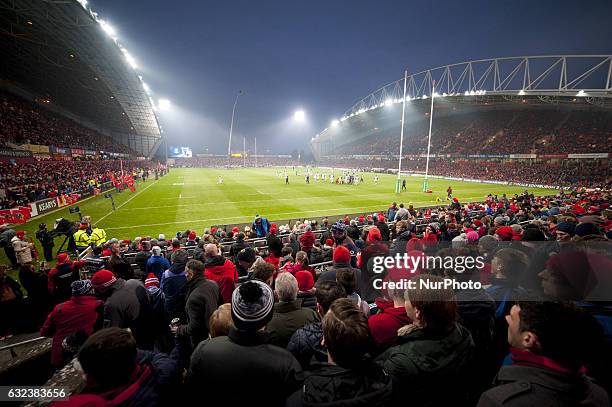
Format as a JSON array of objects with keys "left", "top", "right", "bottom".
[
  {"left": 518, "top": 90, "right": 526, "bottom": 96},
  {"left": 576, "top": 90, "right": 588, "bottom": 97},
  {"left": 99, "top": 20, "right": 116, "bottom": 37},
  {"left": 158, "top": 99, "right": 171, "bottom": 110},
  {"left": 331, "top": 119, "right": 339, "bottom": 127},
  {"left": 294, "top": 110, "right": 305, "bottom": 122},
  {"left": 384, "top": 99, "right": 393, "bottom": 107}
]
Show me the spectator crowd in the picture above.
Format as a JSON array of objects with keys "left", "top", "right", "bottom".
[{"left": 1, "top": 188, "right": 611, "bottom": 406}]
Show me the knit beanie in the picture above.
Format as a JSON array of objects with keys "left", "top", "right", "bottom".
[
  {"left": 495, "top": 226, "right": 514, "bottom": 241},
  {"left": 91, "top": 269, "right": 116, "bottom": 290},
  {"left": 231, "top": 280, "right": 274, "bottom": 331},
  {"left": 144, "top": 273, "right": 160, "bottom": 288},
  {"left": 295, "top": 270, "right": 314, "bottom": 292},
  {"left": 333, "top": 246, "right": 351, "bottom": 264},
  {"left": 71, "top": 280, "right": 94, "bottom": 296},
  {"left": 521, "top": 228, "right": 546, "bottom": 241}
]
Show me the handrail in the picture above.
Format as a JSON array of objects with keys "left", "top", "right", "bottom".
[{"left": 0, "top": 336, "right": 48, "bottom": 356}]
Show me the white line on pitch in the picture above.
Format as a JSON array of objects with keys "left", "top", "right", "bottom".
[{"left": 97, "top": 179, "right": 160, "bottom": 224}]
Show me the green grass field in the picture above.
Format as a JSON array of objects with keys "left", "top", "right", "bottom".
[{"left": 1, "top": 167, "right": 559, "bottom": 268}]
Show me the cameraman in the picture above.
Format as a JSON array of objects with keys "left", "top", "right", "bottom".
[{"left": 36, "top": 223, "right": 55, "bottom": 262}]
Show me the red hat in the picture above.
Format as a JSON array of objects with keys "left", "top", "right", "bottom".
[
  {"left": 367, "top": 227, "right": 382, "bottom": 242},
  {"left": 188, "top": 231, "right": 197, "bottom": 240},
  {"left": 295, "top": 270, "right": 314, "bottom": 292},
  {"left": 473, "top": 219, "right": 483, "bottom": 227},
  {"left": 121, "top": 239, "right": 130, "bottom": 245},
  {"left": 211, "top": 227, "right": 217, "bottom": 234},
  {"left": 232, "top": 226, "right": 240, "bottom": 234},
  {"left": 344, "top": 216, "right": 350, "bottom": 224},
  {"left": 495, "top": 226, "right": 514, "bottom": 241},
  {"left": 358, "top": 215, "right": 365, "bottom": 223},
  {"left": 377, "top": 213, "right": 385, "bottom": 222},
  {"left": 270, "top": 224, "right": 277, "bottom": 235},
  {"left": 91, "top": 269, "right": 117, "bottom": 289},
  {"left": 406, "top": 237, "right": 424, "bottom": 252},
  {"left": 56, "top": 253, "right": 71, "bottom": 265},
  {"left": 144, "top": 273, "right": 160, "bottom": 288},
  {"left": 16, "top": 230, "right": 25, "bottom": 239},
  {"left": 333, "top": 246, "right": 351, "bottom": 264},
  {"left": 325, "top": 238, "right": 333, "bottom": 247}
]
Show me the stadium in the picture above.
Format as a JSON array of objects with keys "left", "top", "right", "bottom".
[{"left": 0, "top": 1, "right": 611, "bottom": 406}]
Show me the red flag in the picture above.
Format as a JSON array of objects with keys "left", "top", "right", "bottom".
[
  {"left": 10, "top": 209, "right": 26, "bottom": 224},
  {"left": 18, "top": 206, "right": 32, "bottom": 221}
]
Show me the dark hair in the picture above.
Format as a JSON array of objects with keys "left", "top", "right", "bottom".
[
  {"left": 314, "top": 281, "right": 346, "bottom": 313},
  {"left": 186, "top": 259, "right": 205, "bottom": 275},
  {"left": 405, "top": 275, "right": 457, "bottom": 334},
  {"left": 251, "top": 262, "right": 275, "bottom": 283},
  {"left": 281, "top": 246, "right": 293, "bottom": 256},
  {"left": 78, "top": 328, "right": 137, "bottom": 387},
  {"left": 93, "top": 246, "right": 103, "bottom": 256},
  {"left": 493, "top": 248, "right": 530, "bottom": 284},
  {"left": 323, "top": 298, "right": 372, "bottom": 368},
  {"left": 335, "top": 267, "right": 356, "bottom": 295},
  {"left": 518, "top": 302, "right": 601, "bottom": 371},
  {"left": 236, "top": 232, "right": 245, "bottom": 240}
]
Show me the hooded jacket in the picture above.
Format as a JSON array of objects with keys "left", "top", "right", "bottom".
[
  {"left": 161, "top": 263, "right": 187, "bottom": 322},
  {"left": 204, "top": 255, "right": 237, "bottom": 304},
  {"left": 11, "top": 236, "right": 32, "bottom": 265},
  {"left": 146, "top": 255, "right": 170, "bottom": 280},
  {"left": 287, "top": 321, "right": 326, "bottom": 369},
  {"left": 40, "top": 295, "right": 103, "bottom": 366},
  {"left": 176, "top": 274, "right": 220, "bottom": 349}
]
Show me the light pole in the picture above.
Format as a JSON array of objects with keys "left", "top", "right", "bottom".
[
  {"left": 227, "top": 90, "right": 243, "bottom": 166},
  {"left": 254, "top": 137, "right": 257, "bottom": 168},
  {"left": 423, "top": 80, "right": 435, "bottom": 192},
  {"left": 395, "top": 70, "right": 408, "bottom": 194},
  {"left": 243, "top": 136, "right": 246, "bottom": 167}
]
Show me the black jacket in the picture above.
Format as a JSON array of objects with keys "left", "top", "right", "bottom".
[
  {"left": 374, "top": 221, "right": 391, "bottom": 242},
  {"left": 286, "top": 361, "right": 393, "bottom": 407},
  {"left": 177, "top": 275, "right": 220, "bottom": 349},
  {"left": 188, "top": 327, "right": 302, "bottom": 407},
  {"left": 477, "top": 365, "right": 609, "bottom": 407},
  {"left": 389, "top": 230, "right": 412, "bottom": 255},
  {"left": 266, "top": 234, "right": 283, "bottom": 257},
  {"left": 135, "top": 251, "right": 152, "bottom": 275},
  {"left": 286, "top": 321, "right": 326, "bottom": 369},
  {"left": 381, "top": 324, "right": 474, "bottom": 406}
]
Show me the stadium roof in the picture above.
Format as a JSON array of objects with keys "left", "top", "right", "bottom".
[{"left": 0, "top": 0, "right": 161, "bottom": 153}]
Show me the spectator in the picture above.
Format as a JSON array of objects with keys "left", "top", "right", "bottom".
[
  {"left": 18, "top": 263, "right": 51, "bottom": 326},
  {"left": 135, "top": 240, "right": 152, "bottom": 276},
  {"left": 477, "top": 302, "right": 609, "bottom": 407},
  {"left": 266, "top": 224, "right": 283, "bottom": 258},
  {"left": 161, "top": 249, "right": 188, "bottom": 322},
  {"left": 317, "top": 246, "right": 362, "bottom": 293},
  {"left": 91, "top": 269, "right": 154, "bottom": 350},
  {"left": 368, "top": 285, "right": 411, "bottom": 351},
  {"left": 295, "top": 270, "right": 316, "bottom": 310},
  {"left": 287, "top": 281, "right": 346, "bottom": 369},
  {"left": 203, "top": 244, "right": 238, "bottom": 304},
  {"left": 0, "top": 265, "right": 24, "bottom": 338},
  {"left": 146, "top": 246, "right": 170, "bottom": 280},
  {"left": 11, "top": 230, "right": 33, "bottom": 266},
  {"left": 40, "top": 280, "right": 103, "bottom": 367},
  {"left": 174, "top": 259, "right": 220, "bottom": 350},
  {"left": 252, "top": 214, "right": 270, "bottom": 238},
  {"left": 336, "top": 267, "right": 370, "bottom": 317},
  {"left": 287, "top": 298, "right": 392, "bottom": 406},
  {"left": 187, "top": 280, "right": 302, "bottom": 406},
  {"left": 331, "top": 221, "right": 358, "bottom": 267},
  {"left": 209, "top": 303, "right": 233, "bottom": 338},
  {"left": 267, "top": 272, "right": 319, "bottom": 348},
  {"left": 59, "top": 327, "right": 179, "bottom": 406},
  {"left": 250, "top": 261, "right": 276, "bottom": 287},
  {"left": 380, "top": 274, "right": 475, "bottom": 405},
  {"left": 48, "top": 253, "right": 86, "bottom": 305},
  {"left": 229, "top": 232, "right": 249, "bottom": 266},
  {"left": 0, "top": 224, "right": 18, "bottom": 269},
  {"left": 299, "top": 226, "right": 316, "bottom": 254}
]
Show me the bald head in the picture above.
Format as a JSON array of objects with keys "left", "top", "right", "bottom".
[{"left": 205, "top": 243, "right": 219, "bottom": 257}]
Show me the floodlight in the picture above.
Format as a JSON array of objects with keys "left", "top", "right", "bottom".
[
  {"left": 158, "top": 99, "right": 171, "bottom": 110},
  {"left": 384, "top": 99, "right": 393, "bottom": 106},
  {"left": 331, "top": 119, "right": 339, "bottom": 127},
  {"left": 294, "top": 110, "right": 305, "bottom": 122}
]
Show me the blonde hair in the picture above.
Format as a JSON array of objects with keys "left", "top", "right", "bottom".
[{"left": 209, "top": 303, "right": 233, "bottom": 338}]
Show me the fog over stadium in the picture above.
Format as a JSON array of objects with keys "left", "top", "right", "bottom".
[{"left": 96, "top": 0, "right": 612, "bottom": 154}]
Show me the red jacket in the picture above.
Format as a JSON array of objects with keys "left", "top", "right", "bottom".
[
  {"left": 40, "top": 295, "right": 103, "bottom": 366},
  {"left": 368, "top": 299, "right": 412, "bottom": 350},
  {"left": 204, "top": 256, "right": 238, "bottom": 303},
  {"left": 47, "top": 261, "right": 87, "bottom": 303}
]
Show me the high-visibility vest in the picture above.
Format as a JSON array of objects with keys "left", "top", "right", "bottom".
[
  {"left": 90, "top": 228, "right": 107, "bottom": 247},
  {"left": 73, "top": 229, "right": 91, "bottom": 249}
]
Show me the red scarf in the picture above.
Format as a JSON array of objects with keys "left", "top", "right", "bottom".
[{"left": 510, "top": 347, "right": 585, "bottom": 375}]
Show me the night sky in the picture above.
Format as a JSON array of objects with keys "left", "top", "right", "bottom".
[{"left": 95, "top": 0, "right": 612, "bottom": 154}]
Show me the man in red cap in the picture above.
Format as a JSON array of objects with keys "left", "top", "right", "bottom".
[
  {"left": 374, "top": 213, "right": 390, "bottom": 241},
  {"left": 47, "top": 253, "right": 86, "bottom": 305},
  {"left": 317, "top": 246, "right": 362, "bottom": 294},
  {"left": 495, "top": 226, "right": 514, "bottom": 242}
]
